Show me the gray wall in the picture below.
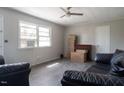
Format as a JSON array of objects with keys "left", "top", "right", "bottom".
[
  {"left": 110, "top": 20, "right": 124, "bottom": 52},
  {"left": 0, "top": 8, "right": 65, "bottom": 66},
  {"left": 64, "top": 19, "right": 124, "bottom": 60}
]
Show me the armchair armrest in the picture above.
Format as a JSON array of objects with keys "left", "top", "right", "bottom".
[
  {"left": 0, "top": 55, "right": 5, "bottom": 65},
  {"left": 95, "top": 53, "right": 113, "bottom": 64},
  {"left": 0, "top": 62, "right": 31, "bottom": 86},
  {"left": 61, "top": 70, "right": 124, "bottom": 86}
]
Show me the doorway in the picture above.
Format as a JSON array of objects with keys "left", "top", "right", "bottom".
[{"left": 95, "top": 25, "right": 110, "bottom": 53}]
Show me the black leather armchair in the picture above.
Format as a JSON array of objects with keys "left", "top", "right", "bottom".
[{"left": 0, "top": 55, "right": 31, "bottom": 86}]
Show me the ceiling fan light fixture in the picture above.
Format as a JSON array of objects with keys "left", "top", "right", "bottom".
[
  {"left": 66, "top": 14, "right": 71, "bottom": 17},
  {"left": 60, "top": 7, "right": 83, "bottom": 18}
]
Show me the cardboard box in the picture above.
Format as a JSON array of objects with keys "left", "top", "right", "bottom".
[
  {"left": 67, "top": 34, "right": 77, "bottom": 58},
  {"left": 64, "top": 52, "right": 70, "bottom": 59},
  {"left": 68, "top": 41, "right": 75, "bottom": 52},
  {"left": 68, "top": 34, "right": 76, "bottom": 40},
  {"left": 76, "top": 49, "right": 88, "bottom": 53},
  {"left": 71, "top": 51, "right": 87, "bottom": 63}
]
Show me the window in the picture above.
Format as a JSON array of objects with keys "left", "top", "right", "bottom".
[
  {"left": 19, "top": 21, "right": 51, "bottom": 48},
  {"left": 38, "top": 27, "right": 51, "bottom": 47},
  {"left": 19, "top": 22, "right": 37, "bottom": 48}
]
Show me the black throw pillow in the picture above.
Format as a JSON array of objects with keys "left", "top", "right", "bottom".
[
  {"left": 113, "top": 49, "right": 124, "bottom": 57},
  {"left": 110, "top": 53, "right": 124, "bottom": 77}
]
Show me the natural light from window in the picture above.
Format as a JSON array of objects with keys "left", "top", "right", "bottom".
[
  {"left": 19, "top": 21, "right": 51, "bottom": 48},
  {"left": 39, "top": 27, "right": 51, "bottom": 47},
  {"left": 47, "top": 63, "right": 59, "bottom": 68}
]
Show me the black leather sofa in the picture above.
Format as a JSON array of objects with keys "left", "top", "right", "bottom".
[
  {"left": 61, "top": 49, "right": 124, "bottom": 86},
  {"left": 0, "top": 55, "right": 31, "bottom": 86}
]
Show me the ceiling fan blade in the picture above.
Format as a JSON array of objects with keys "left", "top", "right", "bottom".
[
  {"left": 69, "top": 13, "right": 83, "bottom": 16},
  {"left": 60, "top": 7, "right": 67, "bottom": 13},
  {"left": 60, "top": 15, "right": 66, "bottom": 18},
  {"left": 67, "top": 7, "right": 72, "bottom": 10}
]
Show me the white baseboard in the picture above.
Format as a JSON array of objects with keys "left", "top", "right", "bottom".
[{"left": 31, "top": 56, "right": 60, "bottom": 67}]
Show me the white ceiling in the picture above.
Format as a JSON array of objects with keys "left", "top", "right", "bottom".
[{"left": 11, "top": 7, "right": 124, "bottom": 26}]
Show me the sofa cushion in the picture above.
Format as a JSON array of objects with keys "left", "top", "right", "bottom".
[
  {"left": 95, "top": 53, "right": 113, "bottom": 64},
  {"left": 87, "top": 64, "right": 110, "bottom": 74},
  {"left": 110, "top": 53, "right": 124, "bottom": 77},
  {"left": 61, "top": 70, "right": 124, "bottom": 86},
  {"left": 113, "top": 49, "right": 124, "bottom": 57}
]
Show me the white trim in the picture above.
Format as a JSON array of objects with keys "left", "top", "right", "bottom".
[
  {"left": 0, "top": 15, "right": 4, "bottom": 56},
  {"left": 31, "top": 56, "right": 60, "bottom": 67},
  {"left": 49, "top": 27, "right": 52, "bottom": 47},
  {"left": 18, "top": 20, "right": 21, "bottom": 49}
]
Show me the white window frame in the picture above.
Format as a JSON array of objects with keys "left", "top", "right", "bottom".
[{"left": 18, "top": 20, "right": 52, "bottom": 49}]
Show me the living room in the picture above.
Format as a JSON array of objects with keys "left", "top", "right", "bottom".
[{"left": 0, "top": 6, "right": 124, "bottom": 88}]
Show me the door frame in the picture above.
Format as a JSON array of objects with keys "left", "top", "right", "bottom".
[{"left": 0, "top": 15, "right": 4, "bottom": 56}]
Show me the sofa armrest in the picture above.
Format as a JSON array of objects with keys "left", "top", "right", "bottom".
[
  {"left": 0, "top": 55, "right": 5, "bottom": 65},
  {"left": 95, "top": 53, "right": 113, "bottom": 64},
  {"left": 61, "top": 70, "right": 124, "bottom": 86},
  {"left": 0, "top": 62, "right": 31, "bottom": 86}
]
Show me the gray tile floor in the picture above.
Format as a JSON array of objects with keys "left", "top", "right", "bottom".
[{"left": 29, "top": 59, "right": 94, "bottom": 86}]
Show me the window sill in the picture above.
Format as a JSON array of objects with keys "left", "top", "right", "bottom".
[{"left": 18, "top": 46, "right": 51, "bottom": 50}]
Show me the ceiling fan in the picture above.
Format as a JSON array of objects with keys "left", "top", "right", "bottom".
[{"left": 60, "top": 7, "right": 83, "bottom": 18}]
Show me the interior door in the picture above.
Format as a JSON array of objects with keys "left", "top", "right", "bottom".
[
  {"left": 0, "top": 16, "right": 4, "bottom": 56},
  {"left": 95, "top": 25, "right": 110, "bottom": 53}
]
